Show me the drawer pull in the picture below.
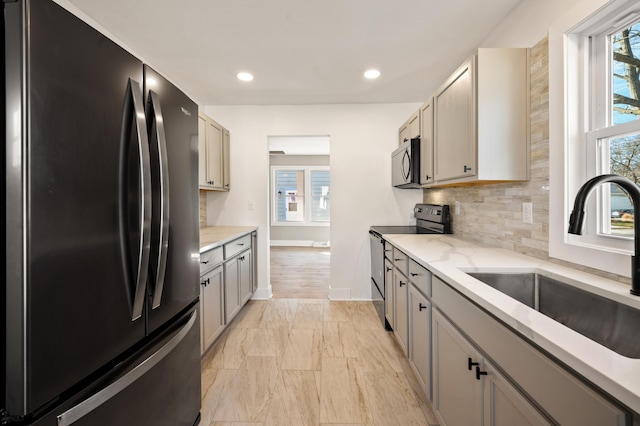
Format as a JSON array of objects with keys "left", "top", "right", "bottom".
[
  {"left": 468, "top": 357, "right": 479, "bottom": 371},
  {"left": 475, "top": 366, "right": 488, "bottom": 381},
  {"left": 410, "top": 272, "right": 419, "bottom": 277},
  {"left": 395, "top": 258, "right": 403, "bottom": 262},
  {"left": 201, "top": 260, "right": 209, "bottom": 264}
]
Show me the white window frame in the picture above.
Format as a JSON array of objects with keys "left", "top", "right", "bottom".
[
  {"left": 549, "top": 0, "right": 640, "bottom": 277},
  {"left": 270, "top": 165, "right": 330, "bottom": 227}
]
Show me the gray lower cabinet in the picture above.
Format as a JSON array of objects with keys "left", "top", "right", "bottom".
[
  {"left": 432, "top": 275, "right": 629, "bottom": 426},
  {"left": 224, "top": 255, "right": 242, "bottom": 323},
  {"left": 433, "top": 308, "right": 550, "bottom": 426},
  {"left": 200, "top": 231, "right": 256, "bottom": 355},
  {"left": 433, "top": 308, "right": 482, "bottom": 426},
  {"left": 409, "top": 284, "right": 431, "bottom": 402},
  {"left": 200, "top": 265, "right": 225, "bottom": 352},
  {"left": 393, "top": 268, "right": 409, "bottom": 355},
  {"left": 239, "top": 250, "right": 253, "bottom": 305}
]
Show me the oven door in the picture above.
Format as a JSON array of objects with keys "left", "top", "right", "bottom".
[{"left": 369, "top": 230, "right": 386, "bottom": 328}]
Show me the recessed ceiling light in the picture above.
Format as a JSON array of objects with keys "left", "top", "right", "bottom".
[
  {"left": 237, "top": 72, "right": 254, "bottom": 82},
  {"left": 364, "top": 69, "right": 381, "bottom": 79}
]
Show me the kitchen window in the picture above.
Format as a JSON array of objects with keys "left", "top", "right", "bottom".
[
  {"left": 549, "top": 0, "right": 640, "bottom": 276},
  {"left": 271, "top": 166, "right": 330, "bottom": 226},
  {"left": 588, "top": 14, "right": 640, "bottom": 239}
]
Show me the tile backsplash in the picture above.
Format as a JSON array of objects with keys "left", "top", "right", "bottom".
[
  {"left": 199, "top": 190, "right": 207, "bottom": 228},
  {"left": 423, "top": 37, "right": 627, "bottom": 284}
]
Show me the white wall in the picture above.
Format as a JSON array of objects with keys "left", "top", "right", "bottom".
[
  {"left": 480, "top": 0, "right": 585, "bottom": 48},
  {"left": 204, "top": 104, "right": 422, "bottom": 300}
]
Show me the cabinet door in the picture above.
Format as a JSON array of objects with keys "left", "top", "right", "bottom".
[
  {"left": 433, "top": 309, "right": 482, "bottom": 426},
  {"left": 224, "top": 256, "right": 241, "bottom": 323},
  {"left": 483, "top": 360, "right": 552, "bottom": 426},
  {"left": 434, "top": 57, "right": 476, "bottom": 182},
  {"left": 385, "top": 259, "right": 394, "bottom": 328},
  {"left": 419, "top": 99, "right": 434, "bottom": 184},
  {"left": 206, "top": 119, "right": 224, "bottom": 189},
  {"left": 201, "top": 265, "right": 224, "bottom": 353},
  {"left": 394, "top": 269, "right": 409, "bottom": 355},
  {"left": 198, "top": 115, "right": 209, "bottom": 188},
  {"left": 222, "top": 128, "right": 230, "bottom": 190},
  {"left": 407, "top": 111, "right": 420, "bottom": 139},
  {"left": 409, "top": 285, "right": 431, "bottom": 401},
  {"left": 239, "top": 250, "right": 253, "bottom": 304}
]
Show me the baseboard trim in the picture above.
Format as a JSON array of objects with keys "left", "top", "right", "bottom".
[{"left": 270, "top": 240, "right": 331, "bottom": 247}]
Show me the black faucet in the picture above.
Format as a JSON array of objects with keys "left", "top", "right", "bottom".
[{"left": 568, "top": 174, "right": 640, "bottom": 295}]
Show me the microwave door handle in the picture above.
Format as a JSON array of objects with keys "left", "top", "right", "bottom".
[{"left": 402, "top": 150, "right": 411, "bottom": 181}]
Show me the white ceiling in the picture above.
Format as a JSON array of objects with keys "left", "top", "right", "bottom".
[{"left": 66, "top": 0, "right": 523, "bottom": 106}]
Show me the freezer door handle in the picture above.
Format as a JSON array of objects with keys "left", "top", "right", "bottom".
[
  {"left": 119, "top": 78, "right": 152, "bottom": 322},
  {"left": 147, "top": 90, "right": 170, "bottom": 310},
  {"left": 56, "top": 310, "right": 197, "bottom": 426}
]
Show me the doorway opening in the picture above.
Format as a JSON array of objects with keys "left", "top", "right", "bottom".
[{"left": 268, "top": 135, "right": 330, "bottom": 299}]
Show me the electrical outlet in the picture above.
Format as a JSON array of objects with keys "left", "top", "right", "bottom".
[
  {"left": 455, "top": 201, "right": 461, "bottom": 215},
  {"left": 523, "top": 202, "right": 533, "bottom": 224}
]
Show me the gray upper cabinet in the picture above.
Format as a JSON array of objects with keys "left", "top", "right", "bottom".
[
  {"left": 419, "top": 99, "right": 434, "bottom": 185},
  {"left": 198, "top": 112, "right": 230, "bottom": 191},
  {"left": 432, "top": 48, "right": 529, "bottom": 187},
  {"left": 399, "top": 110, "right": 420, "bottom": 146}
]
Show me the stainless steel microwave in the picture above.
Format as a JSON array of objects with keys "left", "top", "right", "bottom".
[{"left": 392, "top": 137, "right": 421, "bottom": 188}]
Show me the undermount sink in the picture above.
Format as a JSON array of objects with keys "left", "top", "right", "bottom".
[{"left": 467, "top": 272, "right": 640, "bottom": 359}]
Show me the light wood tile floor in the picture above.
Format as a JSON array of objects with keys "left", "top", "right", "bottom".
[
  {"left": 201, "top": 299, "right": 439, "bottom": 426},
  {"left": 270, "top": 247, "right": 330, "bottom": 299}
]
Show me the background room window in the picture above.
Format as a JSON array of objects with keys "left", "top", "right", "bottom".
[{"left": 272, "top": 166, "right": 330, "bottom": 226}]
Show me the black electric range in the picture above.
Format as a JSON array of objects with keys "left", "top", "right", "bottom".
[{"left": 369, "top": 204, "right": 451, "bottom": 329}]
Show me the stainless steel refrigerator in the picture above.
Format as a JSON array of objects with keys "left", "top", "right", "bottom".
[{"left": 3, "top": 1, "right": 201, "bottom": 424}]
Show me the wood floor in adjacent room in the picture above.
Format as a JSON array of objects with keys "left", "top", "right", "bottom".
[
  {"left": 200, "top": 298, "right": 438, "bottom": 425},
  {"left": 270, "top": 246, "right": 330, "bottom": 299}
]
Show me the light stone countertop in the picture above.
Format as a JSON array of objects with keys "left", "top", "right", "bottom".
[
  {"left": 199, "top": 226, "right": 257, "bottom": 252},
  {"left": 383, "top": 233, "right": 640, "bottom": 414}
]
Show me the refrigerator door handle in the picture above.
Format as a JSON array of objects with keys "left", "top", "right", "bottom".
[
  {"left": 147, "top": 90, "right": 170, "bottom": 310},
  {"left": 119, "top": 78, "right": 152, "bottom": 322},
  {"left": 56, "top": 310, "right": 197, "bottom": 426}
]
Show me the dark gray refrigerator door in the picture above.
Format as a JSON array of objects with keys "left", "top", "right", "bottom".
[
  {"left": 143, "top": 66, "right": 200, "bottom": 334},
  {"left": 4, "top": 0, "right": 147, "bottom": 416},
  {"left": 31, "top": 307, "right": 201, "bottom": 426}
]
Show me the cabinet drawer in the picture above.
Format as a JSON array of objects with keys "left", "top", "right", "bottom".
[
  {"left": 409, "top": 259, "right": 431, "bottom": 297},
  {"left": 392, "top": 247, "right": 408, "bottom": 276},
  {"left": 200, "top": 246, "right": 223, "bottom": 275},
  {"left": 224, "top": 234, "right": 251, "bottom": 259}
]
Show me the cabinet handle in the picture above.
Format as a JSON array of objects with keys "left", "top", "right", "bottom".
[
  {"left": 238, "top": 243, "right": 245, "bottom": 246},
  {"left": 399, "top": 281, "right": 406, "bottom": 287},
  {"left": 410, "top": 272, "right": 419, "bottom": 277},
  {"left": 201, "top": 278, "right": 210, "bottom": 287},
  {"left": 201, "top": 260, "right": 209, "bottom": 264},
  {"left": 425, "top": 175, "right": 431, "bottom": 180},
  {"left": 394, "top": 258, "right": 403, "bottom": 262},
  {"left": 475, "top": 366, "right": 488, "bottom": 381},
  {"left": 464, "top": 165, "right": 472, "bottom": 173},
  {"left": 468, "top": 357, "right": 479, "bottom": 371},
  {"left": 419, "top": 303, "right": 427, "bottom": 311},
  {"left": 386, "top": 267, "right": 392, "bottom": 272}
]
